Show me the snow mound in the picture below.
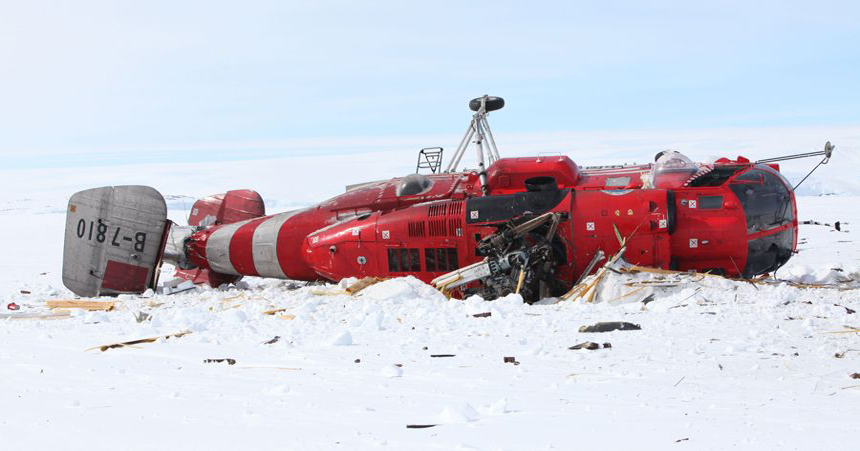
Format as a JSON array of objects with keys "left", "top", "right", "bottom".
[{"left": 356, "top": 276, "right": 448, "bottom": 304}]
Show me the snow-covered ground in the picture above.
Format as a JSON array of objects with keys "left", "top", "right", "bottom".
[{"left": 1, "top": 143, "right": 858, "bottom": 450}]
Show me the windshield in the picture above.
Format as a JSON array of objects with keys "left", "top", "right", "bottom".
[{"left": 729, "top": 166, "right": 793, "bottom": 234}]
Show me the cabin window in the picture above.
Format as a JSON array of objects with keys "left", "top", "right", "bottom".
[
  {"left": 605, "top": 176, "right": 630, "bottom": 187},
  {"left": 388, "top": 248, "right": 420, "bottom": 272},
  {"left": 697, "top": 195, "right": 724, "bottom": 209},
  {"left": 425, "top": 248, "right": 459, "bottom": 272}
]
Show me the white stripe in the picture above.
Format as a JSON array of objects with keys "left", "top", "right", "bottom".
[
  {"left": 252, "top": 210, "right": 303, "bottom": 278},
  {"left": 205, "top": 222, "right": 244, "bottom": 275}
]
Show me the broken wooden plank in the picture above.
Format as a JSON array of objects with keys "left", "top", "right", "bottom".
[
  {"left": 86, "top": 331, "right": 191, "bottom": 352},
  {"left": 47, "top": 300, "right": 116, "bottom": 311},
  {"left": 345, "top": 277, "right": 388, "bottom": 294},
  {"left": 0, "top": 311, "right": 71, "bottom": 320},
  {"left": 277, "top": 314, "right": 296, "bottom": 320},
  {"left": 262, "top": 308, "right": 288, "bottom": 315}
]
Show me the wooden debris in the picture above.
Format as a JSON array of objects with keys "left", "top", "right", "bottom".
[
  {"left": 204, "top": 358, "right": 236, "bottom": 365},
  {"left": 0, "top": 311, "right": 71, "bottom": 320},
  {"left": 47, "top": 300, "right": 116, "bottom": 311},
  {"left": 850, "top": 373, "right": 860, "bottom": 380},
  {"left": 579, "top": 321, "right": 641, "bottom": 333},
  {"left": 310, "top": 288, "right": 349, "bottom": 296},
  {"left": 472, "top": 312, "right": 492, "bottom": 318},
  {"left": 827, "top": 327, "right": 860, "bottom": 334},
  {"left": 561, "top": 245, "right": 627, "bottom": 302},
  {"left": 262, "top": 308, "right": 287, "bottom": 315},
  {"left": 20, "top": 290, "right": 31, "bottom": 295},
  {"left": 263, "top": 336, "right": 281, "bottom": 345},
  {"left": 406, "top": 424, "right": 438, "bottom": 429},
  {"left": 430, "top": 354, "right": 456, "bottom": 358},
  {"left": 345, "top": 277, "right": 387, "bottom": 294},
  {"left": 87, "top": 331, "right": 191, "bottom": 352},
  {"left": 277, "top": 314, "right": 296, "bottom": 320}
]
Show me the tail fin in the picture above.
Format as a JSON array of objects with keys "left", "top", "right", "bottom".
[{"left": 62, "top": 186, "right": 170, "bottom": 297}]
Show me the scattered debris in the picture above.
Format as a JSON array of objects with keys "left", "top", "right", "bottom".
[
  {"left": 801, "top": 220, "right": 844, "bottom": 232},
  {"left": 277, "top": 314, "right": 296, "bottom": 320},
  {"left": 19, "top": 290, "right": 30, "bottom": 295},
  {"left": 133, "top": 311, "right": 151, "bottom": 323},
  {"left": 161, "top": 279, "right": 197, "bottom": 295},
  {"left": 262, "top": 308, "right": 287, "bottom": 315},
  {"left": 7, "top": 302, "right": 20, "bottom": 311},
  {"left": 579, "top": 321, "right": 641, "bottom": 333},
  {"left": 406, "top": 424, "right": 438, "bottom": 429},
  {"left": 568, "top": 341, "right": 610, "bottom": 350},
  {"left": 87, "top": 331, "right": 191, "bottom": 352},
  {"left": 204, "top": 358, "right": 236, "bottom": 365},
  {"left": 472, "top": 312, "right": 492, "bottom": 318},
  {"left": 430, "top": 354, "right": 456, "bottom": 358},
  {"left": 503, "top": 356, "right": 520, "bottom": 365},
  {"left": 354, "top": 358, "right": 361, "bottom": 363},
  {"left": 0, "top": 311, "right": 70, "bottom": 320},
  {"left": 850, "top": 373, "right": 860, "bottom": 380},
  {"left": 346, "top": 277, "right": 387, "bottom": 294},
  {"left": 47, "top": 300, "right": 116, "bottom": 311},
  {"left": 828, "top": 327, "right": 860, "bottom": 334},
  {"left": 263, "top": 336, "right": 281, "bottom": 345},
  {"left": 835, "top": 304, "right": 856, "bottom": 314},
  {"left": 674, "top": 376, "right": 686, "bottom": 387},
  {"left": 675, "top": 437, "right": 690, "bottom": 443}
]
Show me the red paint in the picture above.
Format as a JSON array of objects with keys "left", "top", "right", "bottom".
[
  {"left": 228, "top": 217, "right": 268, "bottom": 276},
  {"left": 177, "top": 154, "right": 797, "bottom": 288},
  {"left": 101, "top": 260, "right": 150, "bottom": 293}
]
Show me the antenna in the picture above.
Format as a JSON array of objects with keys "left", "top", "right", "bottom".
[{"left": 444, "top": 95, "right": 505, "bottom": 195}]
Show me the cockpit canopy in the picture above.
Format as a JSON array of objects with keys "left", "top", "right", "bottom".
[{"left": 650, "top": 151, "right": 698, "bottom": 189}]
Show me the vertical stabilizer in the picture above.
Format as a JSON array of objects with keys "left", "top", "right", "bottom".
[{"left": 62, "top": 186, "right": 169, "bottom": 297}]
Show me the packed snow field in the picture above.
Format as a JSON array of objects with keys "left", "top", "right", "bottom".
[{"left": 1, "top": 145, "right": 859, "bottom": 450}]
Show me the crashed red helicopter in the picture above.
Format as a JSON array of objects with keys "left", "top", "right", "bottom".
[{"left": 62, "top": 96, "right": 834, "bottom": 302}]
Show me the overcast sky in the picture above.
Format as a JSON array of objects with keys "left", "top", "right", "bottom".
[{"left": 1, "top": 1, "right": 859, "bottom": 167}]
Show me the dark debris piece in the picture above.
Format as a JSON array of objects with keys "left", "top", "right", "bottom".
[
  {"left": 851, "top": 373, "right": 860, "bottom": 379},
  {"left": 406, "top": 424, "right": 438, "bottom": 429},
  {"left": 503, "top": 356, "right": 520, "bottom": 365},
  {"left": 472, "top": 312, "right": 492, "bottom": 318},
  {"left": 263, "top": 336, "right": 281, "bottom": 345},
  {"left": 579, "top": 321, "right": 641, "bottom": 333},
  {"left": 430, "top": 354, "right": 456, "bottom": 358},
  {"left": 204, "top": 358, "right": 236, "bottom": 365},
  {"left": 568, "top": 342, "right": 612, "bottom": 350}
]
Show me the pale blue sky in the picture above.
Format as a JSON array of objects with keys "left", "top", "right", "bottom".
[{"left": 1, "top": 0, "right": 859, "bottom": 167}]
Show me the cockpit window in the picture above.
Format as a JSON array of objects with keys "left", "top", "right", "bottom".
[
  {"left": 397, "top": 174, "right": 433, "bottom": 196},
  {"left": 650, "top": 151, "right": 698, "bottom": 188},
  {"left": 729, "top": 167, "right": 793, "bottom": 234}
]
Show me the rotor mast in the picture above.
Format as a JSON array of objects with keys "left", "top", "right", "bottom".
[{"left": 445, "top": 95, "right": 505, "bottom": 195}]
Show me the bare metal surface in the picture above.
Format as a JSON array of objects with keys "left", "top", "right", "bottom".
[{"left": 62, "top": 185, "right": 167, "bottom": 296}]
